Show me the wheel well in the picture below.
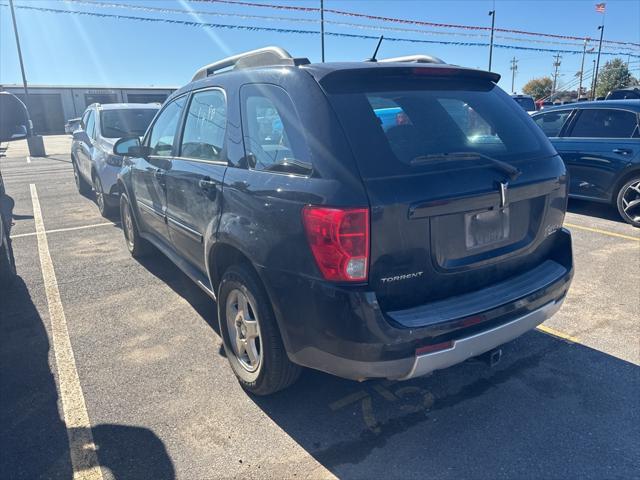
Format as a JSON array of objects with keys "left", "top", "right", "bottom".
[
  {"left": 612, "top": 168, "right": 640, "bottom": 202},
  {"left": 208, "top": 243, "right": 256, "bottom": 295}
]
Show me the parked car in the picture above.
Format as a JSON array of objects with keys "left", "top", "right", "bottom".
[
  {"left": 532, "top": 100, "right": 640, "bottom": 226},
  {"left": 0, "top": 170, "right": 16, "bottom": 288},
  {"left": 114, "top": 47, "right": 573, "bottom": 395},
  {"left": 511, "top": 94, "right": 537, "bottom": 114},
  {"left": 606, "top": 87, "right": 640, "bottom": 100},
  {"left": 71, "top": 103, "right": 159, "bottom": 217},
  {"left": 65, "top": 117, "right": 82, "bottom": 134}
]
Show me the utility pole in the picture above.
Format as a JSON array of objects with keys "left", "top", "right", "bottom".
[
  {"left": 510, "top": 56, "right": 518, "bottom": 93},
  {"left": 593, "top": 24, "right": 605, "bottom": 99},
  {"left": 8, "top": 0, "right": 30, "bottom": 134},
  {"left": 551, "top": 53, "right": 562, "bottom": 97},
  {"left": 488, "top": 9, "right": 496, "bottom": 71},
  {"left": 578, "top": 40, "right": 588, "bottom": 100},
  {"left": 320, "top": 0, "right": 325, "bottom": 62},
  {"left": 590, "top": 59, "right": 597, "bottom": 99},
  {"left": 8, "top": 0, "right": 45, "bottom": 155}
]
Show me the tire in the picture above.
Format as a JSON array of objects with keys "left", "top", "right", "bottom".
[
  {"left": 93, "top": 173, "right": 116, "bottom": 218},
  {"left": 218, "top": 264, "right": 301, "bottom": 395},
  {"left": 0, "top": 221, "right": 16, "bottom": 288},
  {"left": 120, "top": 193, "right": 152, "bottom": 258},
  {"left": 615, "top": 176, "right": 640, "bottom": 227},
  {"left": 72, "top": 157, "right": 91, "bottom": 195}
]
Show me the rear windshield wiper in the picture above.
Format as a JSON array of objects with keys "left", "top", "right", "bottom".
[{"left": 410, "top": 151, "right": 522, "bottom": 180}]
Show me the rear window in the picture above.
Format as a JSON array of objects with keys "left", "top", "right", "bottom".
[
  {"left": 100, "top": 108, "right": 158, "bottom": 138},
  {"left": 327, "top": 77, "right": 555, "bottom": 178},
  {"left": 513, "top": 97, "right": 536, "bottom": 111}
]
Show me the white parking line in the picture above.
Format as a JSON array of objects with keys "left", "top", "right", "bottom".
[
  {"left": 30, "top": 184, "right": 103, "bottom": 480},
  {"left": 26, "top": 156, "right": 31, "bottom": 164},
  {"left": 11, "top": 221, "right": 118, "bottom": 239}
]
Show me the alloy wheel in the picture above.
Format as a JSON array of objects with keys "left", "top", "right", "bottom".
[
  {"left": 94, "top": 176, "right": 105, "bottom": 212},
  {"left": 122, "top": 201, "right": 135, "bottom": 250},
  {"left": 225, "top": 288, "right": 262, "bottom": 373},
  {"left": 621, "top": 180, "right": 640, "bottom": 224}
]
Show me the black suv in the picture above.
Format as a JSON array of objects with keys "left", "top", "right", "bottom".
[{"left": 114, "top": 47, "right": 573, "bottom": 395}]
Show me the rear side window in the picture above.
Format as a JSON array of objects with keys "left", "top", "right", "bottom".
[
  {"left": 513, "top": 97, "right": 536, "bottom": 111},
  {"left": 147, "top": 97, "right": 186, "bottom": 156},
  {"left": 84, "top": 110, "right": 95, "bottom": 139},
  {"left": 327, "top": 77, "right": 555, "bottom": 178},
  {"left": 569, "top": 109, "right": 638, "bottom": 138},
  {"left": 240, "top": 84, "right": 311, "bottom": 175},
  {"left": 180, "top": 89, "right": 226, "bottom": 162},
  {"left": 533, "top": 110, "right": 572, "bottom": 137}
]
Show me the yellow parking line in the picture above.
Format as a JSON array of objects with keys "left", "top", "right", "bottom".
[
  {"left": 30, "top": 184, "right": 103, "bottom": 480},
  {"left": 536, "top": 325, "right": 578, "bottom": 343},
  {"left": 564, "top": 222, "right": 640, "bottom": 242}
]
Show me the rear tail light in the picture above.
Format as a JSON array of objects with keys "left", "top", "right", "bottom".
[{"left": 302, "top": 206, "right": 369, "bottom": 282}]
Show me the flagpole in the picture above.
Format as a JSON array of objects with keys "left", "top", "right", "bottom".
[{"left": 593, "top": 7, "right": 605, "bottom": 99}]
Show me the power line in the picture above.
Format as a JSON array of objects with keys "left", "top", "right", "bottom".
[
  {"left": 3, "top": 3, "right": 640, "bottom": 59},
  {"left": 62, "top": 0, "right": 639, "bottom": 51},
  {"left": 189, "top": 0, "right": 640, "bottom": 47}
]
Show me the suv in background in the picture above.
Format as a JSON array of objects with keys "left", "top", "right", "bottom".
[
  {"left": 532, "top": 100, "right": 640, "bottom": 226},
  {"left": 511, "top": 94, "right": 537, "bottom": 114},
  {"left": 606, "top": 87, "right": 640, "bottom": 100},
  {"left": 114, "top": 47, "right": 573, "bottom": 395},
  {"left": 71, "top": 103, "right": 159, "bottom": 217}
]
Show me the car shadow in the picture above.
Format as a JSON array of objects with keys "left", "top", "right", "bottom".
[
  {"left": 0, "top": 276, "right": 175, "bottom": 479},
  {"left": 249, "top": 332, "right": 639, "bottom": 478},
  {"left": 567, "top": 198, "right": 624, "bottom": 223},
  {"left": 134, "top": 252, "right": 220, "bottom": 337},
  {"left": 125, "top": 250, "right": 639, "bottom": 477}
]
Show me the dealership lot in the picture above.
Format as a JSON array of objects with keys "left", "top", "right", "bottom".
[{"left": 1, "top": 136, "right": 639, "bottom": 479}]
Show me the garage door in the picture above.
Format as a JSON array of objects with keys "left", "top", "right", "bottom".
[{"left": 15, "top": 93, "right": 65, "bottom": 135}]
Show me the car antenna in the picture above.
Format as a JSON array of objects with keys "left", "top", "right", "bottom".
[{"left": 367, "top": 35, "right": 384, "bottom": 62}]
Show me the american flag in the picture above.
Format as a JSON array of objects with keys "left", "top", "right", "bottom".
[{"left": 595, "top": 3, "right": 606, "bottom": 13}]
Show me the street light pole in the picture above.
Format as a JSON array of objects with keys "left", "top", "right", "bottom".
[
  {"left": 8, "top": 0, "right": 31, "bottom": 135},
  {"left": 488, "top": 9, "right": 496, "bottom": 71},
  {"left": 593, "top": 24, "right": 605, "bottom": 99},
  {"left": 320, "top": 0, "right": 325, "bottom": 62},
  {"left": 590, "top": 59, "right": 597, "bottom": 99}
]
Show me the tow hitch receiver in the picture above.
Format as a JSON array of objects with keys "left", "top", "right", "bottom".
[{"left": 479, "top": 348, "right": 503, "bottom": 368}]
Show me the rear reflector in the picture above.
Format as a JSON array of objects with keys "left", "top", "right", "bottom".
[
  {"left": 302, "top": 206, "right": 369, "bottom": 282},
  {"left": 416, "top": 341, "right": 454, "bottom": 356}
]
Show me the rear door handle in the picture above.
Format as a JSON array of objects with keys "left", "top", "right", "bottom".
[
  {"left": 613, "top": 148, "right": 632, "bottom": 155},
  {"left": 198, "top": 177, "right": 216, "bottom": 189}
]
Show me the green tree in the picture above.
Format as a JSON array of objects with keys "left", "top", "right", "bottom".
[
  {"left": 522, "top": 77, "right": 553, "bottom": 100},
  {"left": 595, "top": 58, "right": 639, "bottom": 98}
]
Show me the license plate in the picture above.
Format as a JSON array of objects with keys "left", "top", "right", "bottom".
[{"left": 465, "top": 208, "right": 510, "bottom": 250}]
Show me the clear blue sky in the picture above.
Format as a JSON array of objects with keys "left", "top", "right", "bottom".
[{"left": 1, "top": 0, "right": 639, "bottom": 93}]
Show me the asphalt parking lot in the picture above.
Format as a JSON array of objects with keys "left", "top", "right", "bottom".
[{"left": 1, "top": 135, "right": 639, "bottom": 480}]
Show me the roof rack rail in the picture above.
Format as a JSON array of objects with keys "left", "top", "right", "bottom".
[
  {"left": 379, "top": 55, "right": 445, "bottom": 65},
  {"left": 192, "top": 46, "right": 310, "bottom": 81}
]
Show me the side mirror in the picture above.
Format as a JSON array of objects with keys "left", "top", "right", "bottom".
[{"left": 114, "top": 136, "right": 149, "bottom": 157}]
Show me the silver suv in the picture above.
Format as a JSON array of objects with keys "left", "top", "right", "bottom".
[{"left": 71, "top": 103, "right": 159, "bottom": 216}]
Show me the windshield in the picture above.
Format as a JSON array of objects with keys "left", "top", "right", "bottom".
[
  {"left": 327, "top": 77, "right": 555, "bottom": 178},
  {"left": 513, "top": 97, "right": 536, "bottom": 111},
  {"left": 100, "top": 108, "right": 158, "bottom": 138}
]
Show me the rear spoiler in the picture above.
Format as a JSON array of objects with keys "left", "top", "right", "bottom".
[{"left": 317, "top": 65, "right": 501, "bottom": 91}]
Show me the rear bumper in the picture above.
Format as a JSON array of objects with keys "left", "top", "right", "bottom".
[
  {"left": 399, "top": 298, "right": 562, "bottom": 380},
  {"left": 259, "top": 228, "right": 573, "bottom": 381}
]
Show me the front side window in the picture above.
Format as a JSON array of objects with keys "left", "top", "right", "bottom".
[
  {"left": 180, "top": 89, "right": 226, "bottom": 162},
  {"left": 148, "top": 97, "right": 186, "bottom": 156},
  {"left": 569, "top": 109, "right": 638, "bottom": 138},
  {"left": 533, "top": 110, "right": 572, "bottom": 137},
  {"left": 241, "top": 84, "right": 311, "bottom": 175},
  {"left": 100, "top": 108, "right": 158, "bottom": 139}
]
